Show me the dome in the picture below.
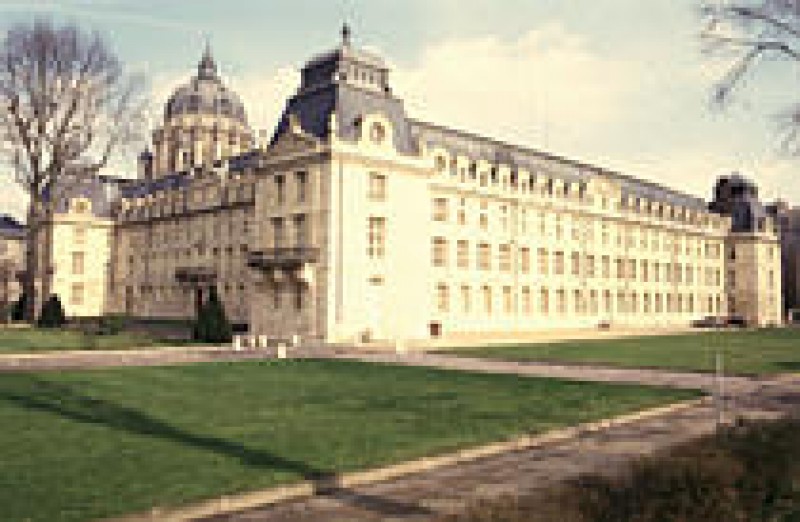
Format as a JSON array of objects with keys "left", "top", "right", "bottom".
[{"left": 164, "top": 45, "right": 248, "bottom": 125}]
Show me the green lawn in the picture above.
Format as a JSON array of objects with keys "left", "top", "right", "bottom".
[
  {"left": 0, "top": 360, "right": 698, "bottom": 522},
  {"left": 447, "top": 328, "right": 800, "bottom": 375},
  {"left": 0, "top": 328, "right": 193, "bottom": 353}
]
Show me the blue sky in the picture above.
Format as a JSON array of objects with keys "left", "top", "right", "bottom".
[{"left": 0, "top": 0, "right": 797, "bottom": 216}]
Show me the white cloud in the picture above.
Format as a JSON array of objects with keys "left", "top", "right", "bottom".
[{"left": 392, "top": 23, "right": 637, "bottom": 148}]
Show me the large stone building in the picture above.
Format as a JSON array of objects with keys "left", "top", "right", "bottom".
[{"left": 31, "top": 29, "right": 785, "bottom": 342}]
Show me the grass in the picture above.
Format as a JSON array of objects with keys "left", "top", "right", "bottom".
[
  {"left": 0, "top": 359, "right": 699, "bottom": 522},
  {"left": 0, "top": 328, "right": 195, "bottom": 353},
  {"left": 447, "top": 328, "right": 800, "bottom": 375}
]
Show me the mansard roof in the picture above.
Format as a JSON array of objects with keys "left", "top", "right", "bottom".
[{"left": 411, "top": 119, "right": 708, "bottom": 211}]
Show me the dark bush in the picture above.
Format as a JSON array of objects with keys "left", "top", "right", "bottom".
[
  {"left": 37, "top": 294, "right": 66, "bottom": 328},
  {"left": 441, "top": 417, "right": 800, "bottom": 522},
  {"left": 97, "top": 314, "right": 128, "bottom": 335},
  {"left": 10, "top": 292, "right": 27, "bottom": 322},
  {"left": 192, "top": 286, "right": 232, "bottom": 344}
]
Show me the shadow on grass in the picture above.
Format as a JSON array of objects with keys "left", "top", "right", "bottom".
[
  {"left": 774, "top": 361, "right": 800, "bottom": 372},
  {"left": 0, "top": 377, "right": 433, "bottom": 518}
]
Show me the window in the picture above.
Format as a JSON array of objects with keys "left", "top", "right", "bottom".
[
  {"left": 502, "top": 286, "right": 513, "bottom": 314},
  {"left": 571, "top": 252, "right": 580, "bottom": 276},
  {"left": 275, "top": 175, "right": 285, "bottom": 204},
  {"left": 540, "top": 288, "right": 550, "bottom": 314},
  {"left": 432, "top": 237, "right": 448, "bottom": 267},
  {"left": 538, "top": 248, "right": 549, "bottom": 275},
  {"left": 71, "top": 283, "right": 84, "bottom": 306},
  {"left": 482, "top": 285, "right": 492, "bottom": 315},
  {"left": 74, "top": 226, "right": 87, "bottom": 244},
  {"left": 72, "top": 252, "right": 84, "bottom": 275},
  {"left": 461, "top": 285, "right": 471, "bottom": 313},
  {"left": 370, "top": 122, "right": 386, "bottom": 143},
  {"left": 456, "top": 240, "right": 469, "bottom": 269},
  {"left": 457, "top": 198, "right": 466, "bottom": 225},
  {"left": 367, "top": 217, "right": 386, "bottom": 258},
  {"left": 436, "top": 283, "right": 449, "bottom": 312},
  {"left": 293, "top": 214, "right": 307, "bottom": 246},
  {"left": 295, "top": 171, "right": 307, "bottom": 203},
  {"left": 553, "top": 251, "right": 565, "bottom": 275},
  {"left": 522, "top": 286, "right": 532, "bottom": 315},
  {"left": 477, "top": 242, "right": 491, "bottom": 271},
  {"left": 520, "top": 247, "right": 531, "bottom": 274},
  {"left": 499, "top": 244, "right": 512, "bottom": 272},
  {"left": 294, "top": 283, "right": 304, "bottom": 310},
  {"left": 368, "top": 173, "right": 387, "bottom": 201},
  {"left": 556, "top": 289, "right": 566, "bottom": 314},
  {"left": 586, "top": 255, "right": 596, "bottom": 278},
  {"left": 272, "top": 218, "right": 285, "bottom": 248},
  {"left": 432, "top": 198, "right": 448, "bottom": 221}
]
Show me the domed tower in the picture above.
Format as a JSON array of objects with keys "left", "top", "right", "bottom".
[{"left": 146, "top": 44, "right": 253, "bottom": 178}]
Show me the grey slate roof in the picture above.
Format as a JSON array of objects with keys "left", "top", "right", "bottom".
[
  {"left": 52, "top": 175, "right": 127, "bottom": 218},
  {"left": 164, "top": 45, "right": 248, "bottom": 125},
  {"left": 411, "top": 119, "right": 708, "bottom": 211},
  {"left": 0, "top": 214, "right": 24, "bottom": 239}
]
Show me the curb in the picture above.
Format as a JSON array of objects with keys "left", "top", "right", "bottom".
[
  {"left": 0, "top": 345, "right": 226, "bottom": 361},
  {"left": 109, "top": 396, "right": 710, "bottom": 522}
]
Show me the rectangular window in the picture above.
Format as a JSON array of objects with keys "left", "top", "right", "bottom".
[
  {"left": 72, "top": 252, "right": 84, "bottom": 275},
  {"left": 295, "top": 171, "right": 307, "bottom": 203},
  {"left": 586, "top": 255, "right": 596, "bottom": 278},
  {"left": 522, "top": 286, "right": 532, "bottom": 315},
  {"left": 456, "top": 240, "right": 469, "bottom": 269},
  {"left": 432, "top": 197, "right": 448, "bottom": 222},
  {"left": 275, "top": 175, "right": 285, "bottom": 205},
  {"left": 293, "top": 214, "right": 307, "bottom": 246},
  {"left": 367, "top": 217, "right": 386, "bottom": 258},
  {"left": 540, "top": 288, "right": 550, "bottom": 315},
  {"left": 499, "top": 244, "right": 512, "bottom": 272},
  {"left": 461, "top": 285, "right": 471, "bottom": 313},
  {"left": 520, "top": 247, "right": 531, "bottom": 274},
  {"left": 556, "top": 289, "right": 566, "bottom": 314},
  {"left": 571, "top": 252, "right": 580, "bottom": 276},
  {"left": 74, "top": 225, "right": 87, "bottom": 245},
  {"left": 368, "top": 173, "right": 387, "bottom": 201},
  {"left": 436, "top": 283, "right": 449, "bottom": 313},
  {"left": 477, "top": 242, "right": 491, "bottom": 271},
  {"left": 432, "top": 237, "right": 448, "bottom": 267},
  {"left": 503, "top": 286, "right": 513, "bottom": 314},
  {"left": 482, "top": 285, "right": 492, "bottom": 315},
  {"left": 71, "top": 283, "right": 84, "bottom": 305},
  {"left": 272, "top": 218, "right": 285, "bottom": 248},
  {"left": 553, "top": 251, "right": 565, "bottom": 275},
  {"left": 538, "top": 248, "right": 549, "bottom": 275}
]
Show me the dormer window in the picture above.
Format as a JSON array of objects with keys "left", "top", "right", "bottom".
[{"left": 370, "top": 122, "right": 386, "bottom": 144}]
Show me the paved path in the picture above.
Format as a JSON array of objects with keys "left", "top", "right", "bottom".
[
  {"left": 207, "top": 376, "right": 800, "bottom": 522},
  {"left": 331, "top": 352, "right": 763, "bottom": 393}
]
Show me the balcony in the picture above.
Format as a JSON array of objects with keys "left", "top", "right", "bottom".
[
  {"left": 247, "top": 247, "right": 319, "bottom": 270},
  {"left": 175, "top": 266, "right": 217, "bottom": 285}
]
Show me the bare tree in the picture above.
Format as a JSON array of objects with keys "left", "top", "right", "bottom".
[
  {"left": 701, "top": 1, "right": 800, "bottom": 152},
  {"left": 0, "top": 19, "right": 148, "bottom": 321}
]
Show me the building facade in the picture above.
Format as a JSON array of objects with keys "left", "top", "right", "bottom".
[
  {"left": 33, "top": 30, "right": 785, "bottom": 341},
  {"left": 767, "top": 201, "right": 800, "bottom": 319}
]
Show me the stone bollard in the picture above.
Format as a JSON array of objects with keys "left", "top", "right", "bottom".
[
  {"left": 395, "top": 339, "right": 406, "bottom": 355},
  {"left": 277, "top": 343, "right": 287, "bottom": 359},
  {"left": 258, "top": 335, "right": 269, "bottom": 349},
  {"left": 232, "top": 335, "right": 243, "bottom": 351},
  {"left": 291, "top": 334, "right": 301, "bottom": 348}
]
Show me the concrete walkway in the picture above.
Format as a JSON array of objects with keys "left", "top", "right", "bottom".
[{"left": 207, "top": 376, "right": 800, "bottom": 521}]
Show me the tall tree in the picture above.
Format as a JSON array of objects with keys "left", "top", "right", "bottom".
[
  {"left": 0, "top": 19, "right": 148, "bottom": 320},
  {"left": 701, "top": 1, "right": 800, "bottom": 152}
]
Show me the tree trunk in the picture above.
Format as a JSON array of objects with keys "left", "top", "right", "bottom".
[{"left": 23, "top": 198, "right": 39, "bottom": 322}]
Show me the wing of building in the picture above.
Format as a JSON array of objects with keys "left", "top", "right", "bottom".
[{"left": 29, "top": 28, "right": 786, "bottom": 341}]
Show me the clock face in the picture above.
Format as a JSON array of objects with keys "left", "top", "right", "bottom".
[{"left": 370, "top": 122, "right": 386, "bottom": 144}]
